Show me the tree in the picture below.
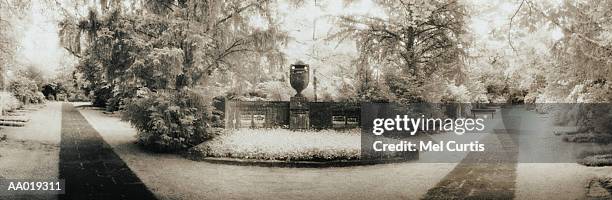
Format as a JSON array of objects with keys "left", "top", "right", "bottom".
[
  {"left": 513, "top": 0, "right": 611, "bottom": 103},
  {"left": 59, "top": 0, "right": 289, "bottom": 110},
  {"left": 510, "top": 0, "right": 612, "bottom": 142},
  {"left": 0, "top": 1, "right": 31, "bottom": 87},
  {"left": 330, "top": 0, "right": 469, "bottom": 103},
  {"left": 9, "top": 75, "right": 45, "bottom": 104},
  {"left": 58, "top": 0, "right": 293, "bottom": 151}
]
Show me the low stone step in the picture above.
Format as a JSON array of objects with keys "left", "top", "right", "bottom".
[
  {"left": 0, "top": 121, "right": 26, "bottom": 127},
  {"left": 4, "top": 112, "right": 25, "bottom": 116},
  {"left": 0, "top": 117, "right": 29, "bottom": 122}
]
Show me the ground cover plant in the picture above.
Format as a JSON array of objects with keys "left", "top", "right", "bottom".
[{"left": 190, "top": 128, "right": 363, "bottom": 161}]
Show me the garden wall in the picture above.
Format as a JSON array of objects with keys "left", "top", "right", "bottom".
[
  {"left": 224, "top": 101, "right": 479, "bottom": 130},
  {"left": 225, "top": 101, "right": 290, "bottom": 129},
  {"left": 309, "top": 102, "right": 360, "bottom": 129},
  {"left": 224, "top": 101, "right": 360, "bottom": 129}
]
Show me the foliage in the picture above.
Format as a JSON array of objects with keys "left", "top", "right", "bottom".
[
  {"left": 44, "top": 63, "right": 90, "bottom": 102},
  {"left": 563, "top": 132, "right": 612, "bottom": 144},
  {"left": 443, "top": 84, "right": 471, "bottom": 103},
  {"left": 92, "top": 85, "right": 114, "bottom": 108},
  {"left": 57, "top": 0, "right": 292, "bottom": 150},
  {"left": 509, "top": 1, "right": 612, "bottom": 144},
  {"left": 42, "top": 83, "right": 63, "bottom": 100},
  {"left": 331, "top": 0, "right": 469, "bottom": 103},
  {"left": 384, "top": 70, "right": 425, "bottom": 103},
  {"left": 60, "top": 0, "right": 289, "bottom": 111},
  {"left": 578, "top": 149, "right": 612, "bottom": 166},
  {"left": 122, "top": 89, "right": 214, "bottom": 152},
  {"left": 8, "top": 75, "right": 45, "bottom": 104},
  {"left": 0, "top": 91, "right": 22, "bottom": 112},
  {"left": 348, "top": 64, "right": 392, "bottom": 102},
  {"left": 514, "top": 0, "right": 612, "bottom": 103},
  {"left": 0, "top": 1, "right": 30, "bottom": 75},
  {"left": 190, "top": 128, "right": 361, "bottom": 161}
]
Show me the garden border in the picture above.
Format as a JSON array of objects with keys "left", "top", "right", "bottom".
[{"left": 192, "top": 157, "right": 414, "bottom": 168}]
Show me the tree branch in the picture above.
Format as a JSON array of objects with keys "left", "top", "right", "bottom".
[
  {"left": 214, "top": 0, "right": 268, "bottom": 28},
  {"left": 508, "top": 0, "right": 525, "bottom": 52},
  {"left": 525, "top": 0, "right": 612, "bottom": 55},
  {"left": 64, "top": 47, "right": 81, "bottom": 58}
]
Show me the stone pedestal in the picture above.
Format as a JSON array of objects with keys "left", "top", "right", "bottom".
[
  {"left": 289, "top": 61, "right": 310, "bottom": 130},
  {"left": 289, "top": 96, "right": 309, "bottom": 130}
]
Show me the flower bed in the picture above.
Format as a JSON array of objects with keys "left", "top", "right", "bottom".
[{"left": 190, "top": 129, "right": 362, "bottom": 161}]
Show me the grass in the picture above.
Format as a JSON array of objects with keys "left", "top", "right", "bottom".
[{"left": 189, "top": 128, "right": 362, "bottom": 161}]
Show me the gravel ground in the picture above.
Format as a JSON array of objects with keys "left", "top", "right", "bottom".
[
  {"left": 76, "top": 102, "right": 612, "bottom": 200},
  {"left": 0, "top": 102, "right": 62, "bottom": 200},
  {"left": 76, "top": 102, "right": 457, "bottom": 200},
  {"left": 516, "top": 163, "right": 612, "bottom": 200},
  {"left": 0, "top": 102, "right": 61, "bottom": 178},
  {"left": 512, "top": 107, "right": 612, "bottom": 199}
]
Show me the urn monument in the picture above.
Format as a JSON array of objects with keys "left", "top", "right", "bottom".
[
  {"left": 290, "top": 61, "right": 310, "bottom": 97},
  {"left": 289, "top": 61, "right": 310, "bottom": 130}
]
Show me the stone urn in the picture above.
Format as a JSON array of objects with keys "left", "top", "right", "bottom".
[{"left": 290, "top": 61, "right": 309, "bottom": 97}]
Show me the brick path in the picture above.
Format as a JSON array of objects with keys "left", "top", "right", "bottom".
[{"left": 58, "top": 103, "right": 156, "bottom": 200}]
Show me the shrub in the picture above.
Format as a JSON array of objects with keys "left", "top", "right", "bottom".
[
  {"left": 210, "top": 96, "right": 225, "bottom": 128},
  {"left": 507, "top": 89, "right": 528, "bottom": 104},
  {"left": 562, "top": 132, "right": 612, "bottom": 144},
  {"left": 92, "top": 85, "right": 113, "bottom": 108},
  {"left": 600, "top": 177, "right": 612, "bottom": 190},
  {"left": 123, "top": 89, "right": 214, "bottom": 152},
  {"left": 9, "top": 76, "right": 45, "bottom": 104},
  {"left": 578, "top": 154, "right": 612, "bottom": 166},
  {"left": 31, "top": 92, "right": 46, "bottom": 104},
  {"left": 67, "top": 93, "right": 90, "bottom": 102},
  {"left": 0, "top": 91, "right": 22, "bottom": 112}
]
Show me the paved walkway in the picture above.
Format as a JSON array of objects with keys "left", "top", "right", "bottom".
[
  {"left": 59, "top": 103, "right": 156, "bottom": 200},
  {"left": 422, "top": 110, "right": 522, "bottom": 199},
  {"left": 422, "top": 129, "right": 519, "bottom": 199},
  {"left": 64, "top": 103, "right": 612, "bottom": 199}
]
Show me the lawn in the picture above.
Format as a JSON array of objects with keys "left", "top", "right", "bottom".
[{"left": 190, "top": 129, "right": 362, "bottom": 161}]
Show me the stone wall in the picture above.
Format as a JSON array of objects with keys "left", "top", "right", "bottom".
[
  {"left": 224, "top": 101, "right": 290, "bottom": 129},
  {"left": 309, "top": 102, "right": 360, "bottom": 129},
  {"left": 224, "top": 100, "right": 360, "bottom": 130}
]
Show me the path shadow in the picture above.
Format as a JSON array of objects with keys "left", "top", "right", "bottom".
[{"left": 59, "top": 103, "right": 156, "bottom": 200}]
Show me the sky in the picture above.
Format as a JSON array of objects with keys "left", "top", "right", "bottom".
[
  {"left": 16, "top": 0, "right": 71, "bottom": 77},
  {"left": 277, "top": 0, "right": 385, "bottom": 61}
]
